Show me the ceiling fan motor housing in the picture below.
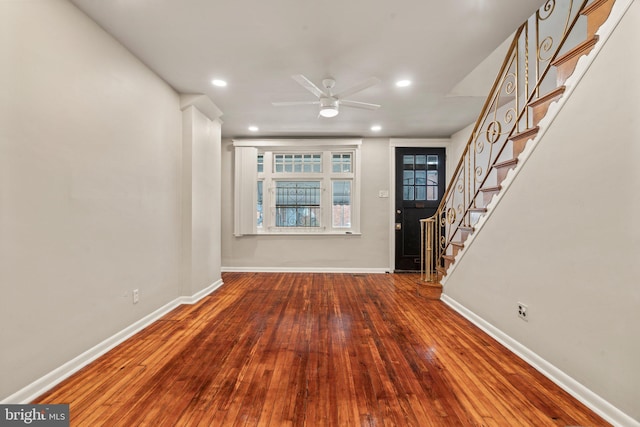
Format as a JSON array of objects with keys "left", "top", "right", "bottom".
[{"left": 320, "top": 97, "right": 338, "bottom": 108}]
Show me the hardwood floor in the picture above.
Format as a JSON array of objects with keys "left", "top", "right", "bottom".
[{"left": 35, "top": 273, "right": 608, "bottom": 426}]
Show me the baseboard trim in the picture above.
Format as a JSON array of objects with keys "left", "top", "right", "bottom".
[
  {"left": 221, "top": 266, "right": 389, "bottom": 274},
  {"left": 179, "top": 278, "right": 224, "bottom": 305},
  {"left": 2, "top": 279, "right": 224, "bottom": 405},
  {"left": 441, "top": 294, "right": 639, "bottom": 427}
]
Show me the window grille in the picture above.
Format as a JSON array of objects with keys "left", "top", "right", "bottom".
[
  {"left": 332, "top": 153, "right": 352, "bottom": 173},
  {"left": 403, "top": 154, "right": 440, "bottom": 201},
  {"left": 274, "top": 154, "right": 322, "bottom": 173},
  {"left": 274, "top": 181, "right": 321, "bottom": 227}
]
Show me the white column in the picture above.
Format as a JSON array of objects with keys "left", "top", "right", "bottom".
[{"left": 180, "top": 95, "right": 223, "bottom": 296}]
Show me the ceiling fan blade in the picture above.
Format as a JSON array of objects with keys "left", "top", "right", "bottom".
[
  {"left": 334, "top": 77, "right": 381, "bottom": 99},
  {"left": 272, "top": 100, "right": 320, "bottom": 107},
  {"left": 291, "top": 75, "right": 327, "bottom": 98},
  {"left": 340, "top": 100, "right": 381, "bottom": 110}
]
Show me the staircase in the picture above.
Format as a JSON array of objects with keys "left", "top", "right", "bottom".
[{"left": 420, "top": 0, "right": 617, "bottom": 292}]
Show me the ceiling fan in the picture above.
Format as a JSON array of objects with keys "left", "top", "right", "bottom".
[{"left": 272, "top": 75, "right": 381, "bottom": 118}]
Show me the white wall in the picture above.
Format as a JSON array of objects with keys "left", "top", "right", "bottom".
[
  {"left": 443, "top": 2, "right": 640, "bottom": 423},
  {"left": 0, "top": 0, "right": 221, "bottom": 400},
  {"left": 447, "top": 122, "right": 475, "bottom": 185},
  {"left": 221, "top": 138, "right": 391, "bottom": 271}
]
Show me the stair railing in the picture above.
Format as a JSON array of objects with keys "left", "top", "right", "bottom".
[{"left": 422, "top": 0, "right": 591, "bottom": 281}]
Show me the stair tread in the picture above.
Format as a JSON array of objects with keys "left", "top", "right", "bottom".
[
  {"left": 450, "top": 241, "right": 465, "bottom": 248},
  {"left": 582, "top": 0, "right": 611, "bottom": 16},
  {"left": 480, "top": 185, "right": 502, "bottom": 192},
  {"left": 468, "top": 207, "right": 488, "bottom": 213},
  {"left": 510, "top": 126, "right": 540, "bottom": 141},
  {"left": 528, "top": 86, "right": 566, "bottom": 107},
  {"left": 494, "top": 158, "right": 518, "bottom": 168},
  {"left": 442, "top": 255, "right": 456, "bottom": 261},
  {"left": 552, "top": 35, "right": 599, "bottom": 67}
]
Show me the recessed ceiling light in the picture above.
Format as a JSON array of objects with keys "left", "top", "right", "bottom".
[
  {"left": 248, "top": 126, "right": 259, "bottom": 132},
  {"left": 371, "top": 125, "right": 382, "bottom": 132},
  {"left": 396, "top": 79, "right": 411, "bottom": 87},
  {"left": 211, "top": 79, "right": 227, "bottom": 87}
]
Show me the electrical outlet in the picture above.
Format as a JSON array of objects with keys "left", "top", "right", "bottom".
[
  {"left": 133, "top": 289, "right": 139, "bottom": 304},
  {"left": 517, "top": 302, "right": 528, "bottom": 321}
]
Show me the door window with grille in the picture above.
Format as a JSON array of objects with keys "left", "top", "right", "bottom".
[{"left": 402, "top": 154, "right": 439, "bottom": 201}]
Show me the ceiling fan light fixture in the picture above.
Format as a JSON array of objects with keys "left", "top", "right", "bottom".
[
  {"left": 319, "top": 98, "right": 339, "bottom": 118},
  {"left": 319, "top": 106, "right": 339, "bottom": 118}
]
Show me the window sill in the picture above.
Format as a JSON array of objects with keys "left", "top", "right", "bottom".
[{"left": 252, "top": 231, "right": 362, "bottom": 236}]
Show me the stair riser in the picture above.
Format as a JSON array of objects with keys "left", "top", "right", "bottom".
[
  {"left": 554, "top": 37, "right": 598, "bottom": 86},
  {"left": 510, "top": 127, "right": 540, "bottom": 159},
  {"left": 482, "top": 189, "right": 500, "bottom": 206},
  {"left": 530, "top": 95, "right": 562, "bottom": 126},
  {"left": 583, "top": 0, "right": 616, "bottom": 39}
]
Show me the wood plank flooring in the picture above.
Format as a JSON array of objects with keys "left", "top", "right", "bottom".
[{"left": 34, "top": 273, "right": 609, "bottom": 426}]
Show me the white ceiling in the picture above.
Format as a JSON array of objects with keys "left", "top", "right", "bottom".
[{"left": 69, "top": 0, "right": 544, "bottom": 139}]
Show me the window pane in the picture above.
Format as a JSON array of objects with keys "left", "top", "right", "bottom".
[
  {"left": 257, "top": 155, "right": 264, "bottom": 173},
  {"left": 416, "top": 186, "right": 426, "bottom": 201},
  {"left": 332, "top": 155, "right": 341, "bottom": 172},
  {"left": 275, "top": 181, "right": 320, "bottom": 227},
  {"left": 403, "top": 170, "right": 414, "bottom": 185},
  {"left": 415, "top": 170, "right": 426, "bottom": 185},
  {"left": 332, "top": 180, "right": 351, "bottom": 228},
  {"left": 427, "top": 170, "right": 438, "bottom": 185},
  {"left": 427, "top": 186, "right": 438, "bottom": 201},
  {"left": 403, "top": 155, "right": 414, "bottom": 166},
  {"left": 403, "top": 186, "right": 414, "bottom": 201},
  {"left": 427, "top": 155, "right": 438, "bottom": 166},
  {"left": 257, "top": 181, "right": 263, "bottom": 227},
  {"left": 332, "top": 153, "right": 352, "bottom": 173},
  {"left": 415, "top": 155, "right": 426, "bottom": 165}
]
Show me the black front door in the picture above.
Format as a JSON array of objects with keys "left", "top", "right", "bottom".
[{"left": 395, "top": 147, "right": 446, "bottom": 272}]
